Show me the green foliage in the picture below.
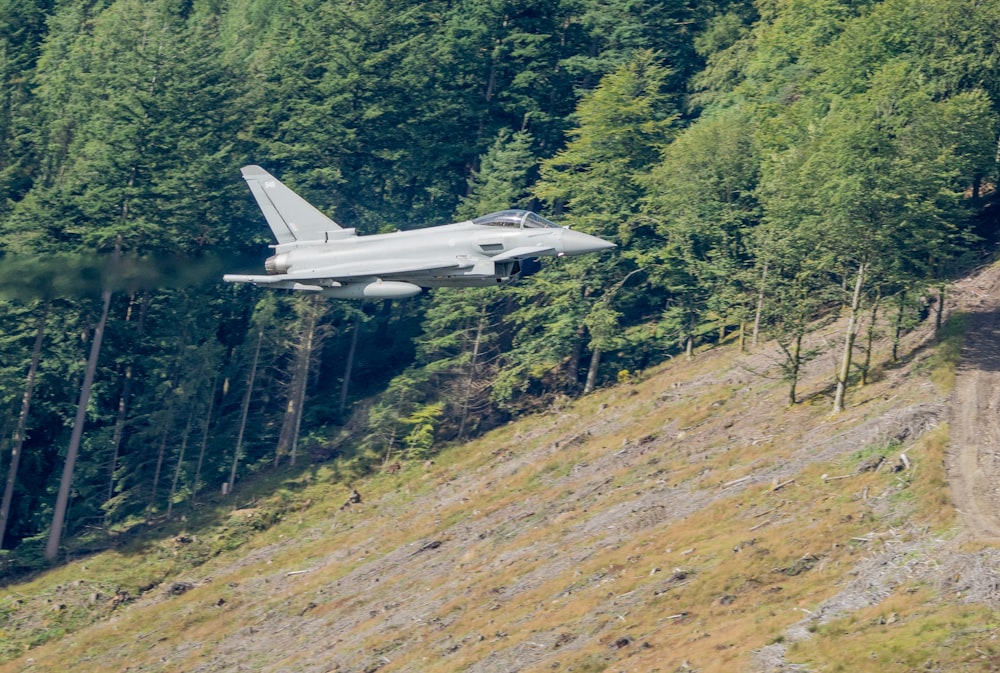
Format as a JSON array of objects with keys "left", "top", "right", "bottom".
[
  {"left": 456, "top": 129, "right": 537, "bottom": 220},
  {"left": 402, "top": 402, "right": 444, "bottom": 460},
  {"left": 640, "top": 105, "right": 761, "bottom": 350},
  {"left": 537, "top": 48, "right": 678, "bottom": 238}
]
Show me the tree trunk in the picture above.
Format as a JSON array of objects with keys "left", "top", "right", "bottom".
[
  {"left": 788, "top": 333, "right": 802, "bottom": 405},
  {"left": 191, "top": 374, "right": 218, "bottom": 507},
  {"left": 228, "top": 328, "right": 263, "bottom": 495},
  {"left": 105, "top": 292, "right": 150, "bottom": 519},
  {"left": 45, "top": 287, "right": 113, "bottom": 562},
  {"left": 833, "top": 263, "right": 866, "bottom": 414},
  {"left": 686, "top": 313, "right": 696, "bottom": 359},
  {"left": 583, "top": 346, "right": 601, "bottom": 394},
  {"left": 167, "top": 408, "right": 194, "bottom": 519},
  {"left": 567, "top": 323, "right": 586, "bottom": 391},
  {"left": 752, "top": 262, "right": 768, "bottom": 347},
  {"left": 290, "top": 312, "right": 316, "bottom": 466},
  {"left": 458, "top": 310, "right": 486, "bottom": 438},
  {"left": 277, "top": 299, "right": 318, "bottom": 467},
  {"left": 149, "top": 425, "right": 171, "bottom": 519},
  {"left": 338, "top": 316, "right": 361, "bottom": 419},
  {"left": 935, "top": 284, "right": 945, "bottom": 333},
  {"left": 860, "top": 291, "right": 880, "bottom": 387},
  {"left": 1, "top": 304, "right": 47, "bottom": 549},
  {"left": 892, "top": 290, "right": 906, "bottom": 362}
]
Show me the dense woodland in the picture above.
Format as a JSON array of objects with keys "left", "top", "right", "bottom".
[{"left": 0, "top": 0, "right": 998, "bottom": 566}]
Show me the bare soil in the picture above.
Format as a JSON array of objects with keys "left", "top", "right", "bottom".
[{"left": 949, "top": 263, "right": 1000, "bottom": 540}]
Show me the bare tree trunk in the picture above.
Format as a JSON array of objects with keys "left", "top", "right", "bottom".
[
  {"left": 105, "top": 292, "right": 150, "bottom": 520},
  {"left": 228, "top": 329, "right": 263, "bottom": 495},
  {"left": 752, "top": 262, "right": 768, "bottom": 347},
  {"left": 833, "top": 263, "right": 867, "bottom": 414},
  {"left": 583, "top": 346, "right": 602, "bottom": 394},
  {"left": 787, "top": 333, "right": 802, "bottom": 405},
  {"left": 567, "top": 323, "right": 586, "bottom": 391},
  {"left": 1, "top": 304, "right": 47, "bottom": 548},
  {"left": 935, "top": 283, "right": 945, "bottom": 333},
  {"left": 45, "top": 287, "right": 113, "bottom": 562},
  {"left": 191, "top": 374, "right": 218, "bottom": 507},
  {"left": 278, "top": 299, "right": 319, "bottom": 467},
  {"left": 149, "top": 425, "right": 171, "bottom": 519},
  {"left": 459, "top": 311, "right": 486, "bottom": 438},
  {"left": 167, "top": 409, "right": 194, "bottom": 519},
  {"left": 290, "top": 314, "right": 314, "bottom": 467},
  {"left": 339, "top": 316, "right": 361, "bottom": 419},
  {"left": 892, "top": 290, "right": 906, "bottom": 362},
  {"left": 567, "top": 287, "right": 592, "bottom": 392},
  {"left": 687, "top": 314, "right": 696, "bottom": 359},
  {"left": 860, "top": 290, "right": 880, "bottom": 387}
]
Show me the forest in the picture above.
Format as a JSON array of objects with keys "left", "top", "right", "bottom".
[{"left": 0, "top": 0, "right": 997, "bottom": 567}]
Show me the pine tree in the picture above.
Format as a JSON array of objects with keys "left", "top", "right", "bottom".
[{"left": 498, "top": 50, "right": 677, "bottom": 399}]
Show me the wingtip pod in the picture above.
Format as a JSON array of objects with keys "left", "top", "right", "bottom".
[{"left": 222, "top": 274, "right": 252, "bottom": 283}]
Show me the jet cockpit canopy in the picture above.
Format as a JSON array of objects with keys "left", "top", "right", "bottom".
[{"left": 472, "top": 210, "right": 561, "bottom": 229}]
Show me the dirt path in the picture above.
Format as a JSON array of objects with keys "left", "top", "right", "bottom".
[{"left": 949, "top": 263, "right": 1000, "bottom": 540}]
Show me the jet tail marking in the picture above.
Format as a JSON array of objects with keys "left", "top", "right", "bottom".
[{"left": 241, "top": 165, "right": 342, "bottom": 244}]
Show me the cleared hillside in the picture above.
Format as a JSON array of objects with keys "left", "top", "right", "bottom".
[{"left": 3, "top": 264, "right": 1000, "bottom": 672}]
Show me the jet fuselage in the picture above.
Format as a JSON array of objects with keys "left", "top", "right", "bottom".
[{"left": 223, "top": 166, "right": 615, "bottom": 299}]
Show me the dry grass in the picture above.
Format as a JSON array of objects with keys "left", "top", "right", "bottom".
[{"left": 4, "top": 275, "right": 999, "bottom": 673}]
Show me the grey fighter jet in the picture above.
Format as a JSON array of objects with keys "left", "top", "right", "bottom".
[{"left": 223, "top": 165, "right": 615, "bottom": 299}]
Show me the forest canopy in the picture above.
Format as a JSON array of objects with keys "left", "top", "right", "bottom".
[{"left": 0, "top": 0, "right": 997, "bottom": 563}]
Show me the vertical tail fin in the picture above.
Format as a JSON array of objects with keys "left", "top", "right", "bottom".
[{"left": 241, "top": 165, "right": 341, "bottom": 244}]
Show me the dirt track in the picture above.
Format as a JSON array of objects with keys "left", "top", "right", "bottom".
[{"left": 949, "top": 262, "right": 1000, "bottom": 540}]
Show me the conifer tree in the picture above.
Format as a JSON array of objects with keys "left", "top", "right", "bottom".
[{"left": 497, "top": 50, "right": 677, "bottom": 400}]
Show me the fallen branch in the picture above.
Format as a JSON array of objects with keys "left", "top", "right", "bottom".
[
  {"left": 771, "top": 478, "right": 796, "bottom": 492},
  {"left": 722, "top": 475, "right": 752, "bottom": 488},
  {"left": 286, "top": 567, "right": 318, "bottom": 577},
  {"left": 749, "top": 520, "right": 771, "bottom": 532}
]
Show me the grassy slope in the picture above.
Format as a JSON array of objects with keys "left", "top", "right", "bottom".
[{"left": 1, "top": 283, "right": 999, "bottom": 672}]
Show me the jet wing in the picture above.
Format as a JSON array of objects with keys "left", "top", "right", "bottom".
[{"left": 224, "top": 258, "right": 472, "bottom": 286}]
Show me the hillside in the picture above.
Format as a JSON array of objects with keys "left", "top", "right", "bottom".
[{"left": 2, "top": 263, "right": 1000, "bottom": 673}]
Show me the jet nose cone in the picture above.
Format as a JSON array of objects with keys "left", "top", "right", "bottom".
[{"left": 560, "top": 229, "right": 617, "bottom": 256}]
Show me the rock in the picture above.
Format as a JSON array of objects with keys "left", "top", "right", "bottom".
[
  {"left": 167, "top": 582, "right": 194, "bottom": 596},
  {"left": 856, "top": 455, "right": 885, "bottom": 473}
]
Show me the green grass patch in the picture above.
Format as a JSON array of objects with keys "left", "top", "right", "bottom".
[
  {"left": 925, "top": 312, "right": 967, "bottom": 391},
  {"left": 788, "top": 590, "right": 999, "bottom": 672}
]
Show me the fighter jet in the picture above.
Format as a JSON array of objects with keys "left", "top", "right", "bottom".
[{"left": 223, "top": 165, "right": 615, "bottom": 299}]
